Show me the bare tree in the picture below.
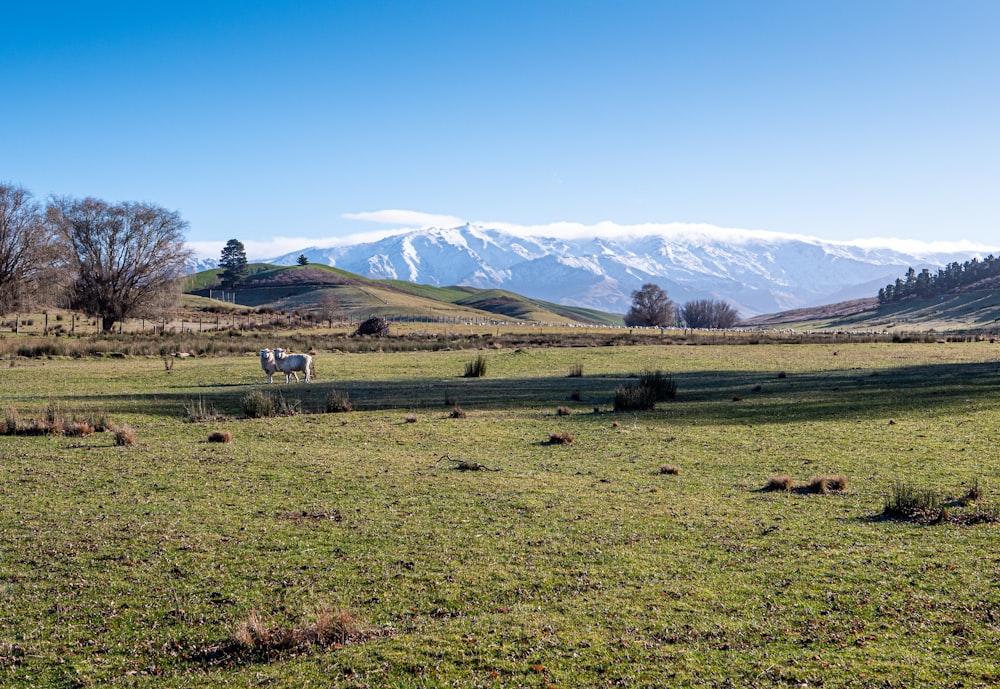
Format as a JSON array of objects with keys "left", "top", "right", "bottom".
[
  {"left": 624, "top": 283, "right": 675, "bottom": 327},
  {"left": 0, "top": 183, "right": 63, "bottom": 315},
  {"left": 48, "top": 196, "right": 193, "bottom": 332},
  {"left": 316, "top": 291, "right": 343, "bottom": 327},
  {"left": 680, "top": 299, "right": 740, "bottom": 329}
]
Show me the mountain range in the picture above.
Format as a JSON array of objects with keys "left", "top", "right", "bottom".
[{"left": 190, "top": 225, "right": 996, "bottom": 317}]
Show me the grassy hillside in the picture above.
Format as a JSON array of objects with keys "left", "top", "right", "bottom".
[
  {"left": 186, "top": 265, "right": 624, "bottom": 325},
  {"left": 745, "top": 289, "right": 1000, "bottom": 334}
]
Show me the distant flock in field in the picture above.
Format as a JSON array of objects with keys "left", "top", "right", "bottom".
[{"left": 260, "top": 348, "right": 314, "bottom": 383}]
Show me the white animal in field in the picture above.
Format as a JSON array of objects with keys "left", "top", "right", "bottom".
[
  {"left": 259, "top": 348, "right": 279, "bottom": 383},
  {"left": 273, "top": 347, "right": 314, "bottom": 383}
]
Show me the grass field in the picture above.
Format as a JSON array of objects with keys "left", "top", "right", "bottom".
[{"left": 1, "top": 339, "right": 999, "bottom": 687}]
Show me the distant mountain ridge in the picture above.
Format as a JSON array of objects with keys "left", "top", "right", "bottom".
[{"left": 190, "top": 225, "right": 996, "bottom": 317}]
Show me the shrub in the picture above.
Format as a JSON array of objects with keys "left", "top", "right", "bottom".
[
  {"left": 63, "top": 421, "right": 95, "bottom": 437},
  {"left": 464, "top": 355, "right": 488, "bottom": 378},
  {"left": 114, "top": 424, "right": 137, "bottom": 447},
  {"left": 807, "top": 474, "right": 849, "bottom": 494},
  {"left": 556, "top": 406, "right": 570, "bottom": 416},
  {"left": 639, "top": 370, "right": 677, "bottom": 401},
  {"left": 883, "top": 481, "right": 941, "bottom": 519},
  {"left": 764, "top": 475, "right": 795, "bottom": 492},
  {"left": 568, "top": 363, "right": 584, "bottom": 378},
  {"left": 3, "top": 407, "right": 21, "bottom": 435},
  {"left": 208, "top": 431, "right": 232, "bottom": 443},
  {"left": 353, "top": 316, "right": 390, "bottom": 337},
  {"left": 325, "top": 389, "right": 352, "bottom": 413},
  {"left": 614, "top": 384, "right": 656, "bottom": 411},
  {"left": 184, "top": 397, "right": 226, "bottom": 422},
  {"left": 241, "top": 389, "right": 276, "bottom": 418}
]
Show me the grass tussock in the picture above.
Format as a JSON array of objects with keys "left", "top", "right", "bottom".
[
  {"left": 114, "top": 424, "right": 137, "bottom": 447},
  {"left": 325, "top": 389, "right": 352, "bottom": 413},
  {"left": 806, "top": 474, "right": 849, "bottom": 494},
  {"left": 448, "top": 406, "right": 467, "bottom": 419},
  {"left": 614, "top": 384, "right": 656, "bottom": 411},
  {"left": 763, "top": 475, "right": 795, "bottom": 492},
  {"left": 242, "top": 390, "right": 302, "bottom": 418},
  {"left": 463, "top": 355, "right": 488, "bottom": 378},
  {"left": 548, "top": 432, "right": 574, "bottom": 445},
  {"left": 568, "top": 363, "right": 584, "bottom": 378},
  {"left": 556, "top": 406, "right": 571, "bottom": 416},
  {"left": 208, "top": 430, "right": 232, "bottom": 443},
  {"left": 404, "top": 414, "right": 419, "bottom": 423},
  {"left": 185, "top": 397, "right": 228, "bottom": 423},
  {"left": 63, "top": 421, "right": 95, "bottom": 437},
  {"left": 658, "top": 464, "right": 679, "bottom": 475},
  {"left": 639, "top": 369, "right": 677, "bottom": 401}
]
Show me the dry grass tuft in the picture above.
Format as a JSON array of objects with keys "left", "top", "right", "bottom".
[
  {"left": 807, "top": 474, "right": 849, "bottom": 494},
  {"left": 658, "top": 464, "right": 679, "bottom": 475},
  {"left": 64, "top": 421, "right": 95, "bottom": 437},
  {"left": 763, "top": 475, "right": 795, "bottom": 492},
  {"left": 404, "top": 414, "right": 419, "bottom": 423},
  {"left": 208, "top": 430, "right": 232, "bottom": 443},
  {"left": 556, "top": 406, "right": 571, "bottom": 416},
  {"left": 548, "top": 432, "right": 574, "bottom": 445},
  {"left": 448, "top": 406, "right": 467, "bottom": 419},
  {"left": 114, "top": 424, "right": 137, "bottom": 447}
]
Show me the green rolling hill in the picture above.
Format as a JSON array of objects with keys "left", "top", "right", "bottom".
[{"left": 184, "top": 264, "right": 625, "bottom": 326}]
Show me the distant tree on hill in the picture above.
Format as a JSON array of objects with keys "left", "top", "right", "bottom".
[
  {"left": 680, "top": 299, "right": 740, "bottom": 329},
  {"left": 219, "top": 239, "right": 248, "bottom": 288},
  {"left": 0, "top": 183, "right": 63, "bottom": 315},
  {"left": 296, "top": 254, "right": 309, "bottom": 266},
  {"left": 48, "top": 196, "right": 191, "bottom": 332},
  {"left": 624, "top": 283, "right": 675, "bottom": 327},
  {"left": 877, "top": 255, "right": 1000, "bottom": 305},
  {"left": 317, "top": 292, "right": 342, "bottom": 327}
]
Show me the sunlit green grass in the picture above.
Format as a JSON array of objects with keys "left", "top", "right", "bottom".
[{"left": 1, "top": 340, "right": 999, "bottom": 687}]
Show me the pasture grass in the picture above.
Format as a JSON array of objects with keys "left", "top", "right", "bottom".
[{"left": 0, "top": 340, "right": 999, "bottom": 686}]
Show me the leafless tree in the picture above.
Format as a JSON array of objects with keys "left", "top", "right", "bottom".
[
  {"left": 624, "top": 283, "right": 675, "bottom": 327},
  {"left": 680, "top": 298, "right": 740, "bottom": 329},
  {"left": 316, "top": 291, "right": 343, "bottom": 327},
  {"left": 47, "top": 196, "right": 192, "bottom": 332},
  {"left": 0, "top": 183, "right": 63, "bottom": 315}
]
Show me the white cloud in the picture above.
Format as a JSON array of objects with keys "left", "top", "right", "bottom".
[{"left": 343, "top": 209, "right": 466, "bottom": 227}]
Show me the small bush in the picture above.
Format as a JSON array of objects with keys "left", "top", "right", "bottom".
[
  {"left": 639, "top": 370, "right": 677, "bottom": 401},
  {"left": 556, "top": 406, "right": 570, "bottom": 416},
  {"left": 764, "top": 475, "right": 795, "bottom": 492},
  {"left": 325, "top": 389, "right": 352, "bottom": 413},
  {"left": 807, "top": 474, "right": 849, "bottom": 494},
  {"left": 184, "top": 397, "right": 226, "bottom": 422},
  {"left": 449, "top": 406, "right": 467, "bottom": 419},
  {"left": 353, "top": 316, "right": 390, "bottom": 337},
  {"left": 464, "top": 355, "right": 488, "bottom": 378},
  {"left": 241, "top": 389, "right": 276, "bottom": 418},
  {"left": 208, "top": 431, "right": 232, "bottom": 443},
  {"left": 3, "top": 407, "right": 21, "bottom": 435},
  {"left": 568, "top": 363, "right": 584, "bottom": 378},
  {"left": 658, "top": 464, "right": 679, "bottom": 475},
  {"left": 614, "top": 384, "right": 656, "bottom": 411},
  {"left": 63, "top": 421, "right": 95, "bottom": 437},
  {"left": 114, "top": 424, "right": 137, "bottom": 447},
  {"left": 548, "top": 432, "right": 573, "bottom": 445},
  {"left": 883, "top": 481, "right": 941, "bottom": 519}
]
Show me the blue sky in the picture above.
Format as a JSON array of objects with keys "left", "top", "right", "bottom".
[{"left": 4, "top": 1, "right": 999, "bottom": 258}]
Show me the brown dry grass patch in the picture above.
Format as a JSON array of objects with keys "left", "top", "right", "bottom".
[
  {"left": 763, "top": 475, "right": 795, "bottom": 492},
  {"left": 547, "top": 432, "right": 574, "bottom": 445},
  {"left": 208, "top": 430, "right": 232, "bottom": 443}
]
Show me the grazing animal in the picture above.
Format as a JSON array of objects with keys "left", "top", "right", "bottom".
[
  {"left": 273, "top": 347, "right": 314, "bottom": 383},
  {"left": 260, "top": 348, "right": 278, "bottom": 383}
]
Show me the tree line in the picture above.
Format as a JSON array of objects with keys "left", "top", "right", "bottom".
[
  {"left": 877, "top": 255, "right": 1000, "bottom": 305},
  {"left": 0, "top": 182, "right": 191, "bottom": 332},
  {"left": 624, "top": 283, "right": 740, "bottom": 329}
]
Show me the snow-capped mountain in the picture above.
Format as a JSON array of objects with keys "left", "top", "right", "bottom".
[
  {"left": 252, "top": 224, "right": 992, "bottom": 317},
  {"left": 184, "top": 225, "right": 992, "bottom": 317}
]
